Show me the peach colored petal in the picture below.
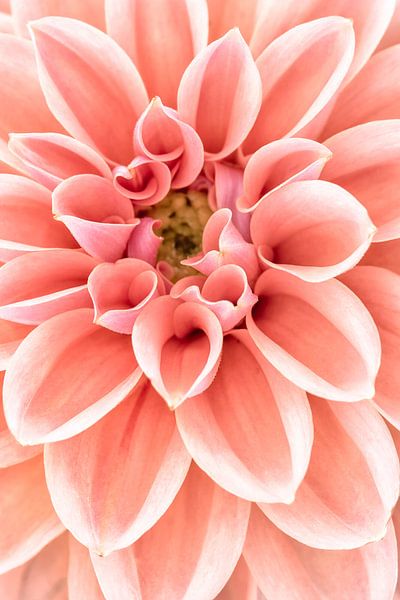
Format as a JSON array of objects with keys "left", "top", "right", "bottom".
[
  {"left": 176, "top": 330, "right": 313, "bottom": 503},
  {"left": 208, "top": 162, "right": 250, "bottom": 240},
  {"left": 216, "top": 556, "right": 259, "bottom": 600},
  {"left": 68, "top": 536, "right": 106, "bottom": 599},
  {"left": 105, "top": 0, "right": 208, "bottom": 107},
  {"left": 360, "top": 238, "right": 400, "bottom": 275},
  {"left": 3, "top": 308, "right": 142, "bottom": 444},
  {"left": 126, "top": 217, "right": 162, "bottom": 265},
  {"left": 0, "top": 318, "right": 34, "bottom": 370},
  {"left": 377, "top": 0, "right": 400, "bottom": 50},
  {"left": 208, "top": 0, "right": 258, "bottom": 43},
  {"left": 0, "top": 11, "right": 13, "bottom": 33},
  {"left": 260, "top": 398, "right": 400, "bottom": 549},
  {"left": 247, "top": 270, "right": 380, "bottom": 401},
  {"left": 30, "top": 16, "right": 148, "bottom": 164},
  {"left": 91, "top": 464, "right": 250, "bottom": 600},
  {"left": 178, "top": 28, "right": 262, "bottom": 160},
  {"left": 113, "top": 157, "right": 171, "bottom": 206}
]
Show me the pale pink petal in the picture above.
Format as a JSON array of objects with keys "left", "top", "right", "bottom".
[
  {"left": 393, "top": 498, "right": 400, "bottom": 599},
  {"left": 126, "top": 217, "right": 162, "bottom": 265},
  {"left": 208, "top": 0, "right": 258, "bottom": 43},
  {"left": 30, "top": 16, "right": 148, "bottom": 164},
  {"left": 45, "top": 382, "right": 191, "bottom": 554},
  {"left": 260, "top": 398, "right": 399, "bottom": 549},
  {"left": 244, "top": 505, "right": 398, "bottom": 599},
  {"left": 0, "top": 455, "right": 64, "bottom": 574},
  {"left": 216, "top": 556, "right": 259, "bottom": 600},
  {"left": 0, "top": 139, "right": 27, "bottom": 176},
  {"left": 132, "top": 296, "right": 223, "bottom": 408},
  {"left": 88, "top": 258, "right": 165, "bottom": 335},
  {"left": 0, "top": 0, "right": 8, "bottom": 10},
  {"left": 0, "top": 174, "right": 77, "bottom": 262},
  {"left": 92, "top": 464, "right": 250, "bottom": 600},
  {"left": 113, "top": 157, "right": 171, "bottom": 206},
  {"left": 323, "top": 120, "right": 400, "bottom": 242},
  {"left": 377, "top": 1, "right": 400, "bottom": 50},
  {"left": 68, "top": 536, "right": 106, "bottom": 599},
  {"left": 247, "top": 270, "right": 380, "bottom": 401},
  {"left": 0, "top": 318, "right": 34, "bottom": 370},
  {"left": 178, "top": 29, "right": 262, "bottom": 160},
  {"left": 250, "top": 180, "right": 375, "bottom": 282},
  {"left": 9, "top": 132, "right": 112, "bottom": 191},
  {"left": 3, "top": 308, "right": 142, "bottom": 444},
  {"left": 239, "top": 138, "right": 332, "bottom": 212},
  {"left": 105, "top": 0, "right": 208, "bottom": 107},
  {"left": 176, "top": 330, "right": 313, "bottom": 503},
  {"left": 53, "top": 175, "right": 139, "bottom": 261},
  {"left": 0, "top": 11, "right": 13, "bottom": 33},
  {"left": 242, "top": 17, "right": 355, "bottom": 156},
  {"left": 360, "top": 238, "right": 400, "bottom": 275}
]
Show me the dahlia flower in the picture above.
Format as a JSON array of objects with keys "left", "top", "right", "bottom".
[{"left": 0, "top": 0, "right": 400, "bottom": 598}]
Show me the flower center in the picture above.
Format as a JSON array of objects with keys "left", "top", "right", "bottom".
[{"left": 144, "top": 190, "right": 212, "bottom": 280}]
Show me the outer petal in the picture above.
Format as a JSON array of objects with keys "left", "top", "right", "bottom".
[
  {"left": 244, "top": 505, "right": 398, "bottom": 600},
  {"left": 3, "top": 308, "right": 142, "bottom": 445},
  {"left": 176, "top": 330, "right": 313, "bottom": 503},
  {"left": 323, "top": 120, "right": 400, "bottom": 242},
  {"left": 247, "top": 270, "right": 381, "bottom": 401},
  {"left": 92, "top": 464, "right": 250, "bottom": 600},
  {"left": 45, "top": 382, "right": 191, "bottom": 555},
  {"left": 105, "top": 0, "right": 208, "bottom": 107},
  {"left": 68, "top": 536, "right": 106, "bottom": 599},
  {"left": 216, "top": 556, "right": 259, "bottom": 600},
  {"left": 178, "top": 28, "right": 262, "bottom": 160},
  {"left": 360, "top": 238, "right": 400, "bottom": 275},
  {"left": 30, "top": 17, "right": 148, "bottom": 164},
  {"left": 132, "top": 296, "right": 223, "bottom": 408},
  {"left": 0, "top": 318, "right": 34, "bottom": 370},
  {"left": 208, "top": 0, "right": 258, "bottom": 43},
  {"left": 0, "top": 455, "right": 64, "bottom": 574},
  {"left": 260, "top": 398, "right": 400, "bottom": 549}
]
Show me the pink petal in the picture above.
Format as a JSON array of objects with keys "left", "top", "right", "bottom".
[
  {"left": 0, "top": 249, "right": 97, "bottom": 324},
  {"left": 242, "top": 17, "right": 355, "bottom": 156},
  {"left": 30, "top": 16, "right": 148, "bottom": 164},
  {"left": 260, "top": 398, "right": 399, "bottom": 549},
  {"left": 0, "top": 455, "right": 64, "bottom": 574},
  {"left": 132, "top": 296, "right": 223, "bottom": 408},
  {"left": 88, "top": 258, "right": 165, "bottom": 335},
  {"left": 68, "top": 536, "right": 104, "bottom": 599},
  {"left": 0, "top": 174, "right": 77, "bottom": 262},
  {"left": 9, "top": 132, "right": 112, "bottom": 191},
  {"left": 244, "top": 505, "right": 398, "bottom": 599},
  {"left": 3, "top": 308, "right": 142, "bottom": 444},
  {"left": 53, "top": 175, "right": 139, "bottom": 261},
  {"left": 178, "top": 28, "right": 262, "bottom": 160},
  {"left": 216, "top": 556, "right": 259, "bottom": 600},
  {"left": 360, "top": 237, "right": 400, "bottom": 275},
  {"left": 113, "top": 157, "right": 171, "bottom": 206},
  {"left": 239, "top": 138, "right": 332, "bottom": 212},
  {"left": 176, "top": 330, "right": 313, "bottom": 503},
  {"left": 250, "top": 180, "right": 375, "bottom": 282},
  {"left": 208, "top": 0, "right": 258, "bottom": 43},
  {"left": 92, "top": 464, "right": 250, "bottom": 600},
  {"left": 126, "top": 217, "right": 162, "bottom": 265},
  {"left": 377, "top": 2, "right": 400, "bottom": 50},
  {"left": 323, "top": 120, "right": 400, "bottom": 242},
  {"left": 247, "top": 270, "right": 380, "bottom": 401},
  {"left": 0, "top": 318, "right": 34, "bottom": 370},
  {"left": 45, "top": 382, "right": 191, "bottom": 554},
  {"left": 0, "top": 11, "right": 13, "bottom": 33},
  {"left": 105, "top": 0, "right": 208, "bottom": 107}
]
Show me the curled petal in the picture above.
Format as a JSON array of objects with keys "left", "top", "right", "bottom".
[
  {"left": 9, "top": 132, "right": 112, "bottom": 191},
  {"left": 178, "top": 28, "right": 262, "bottom": 160},
  {"left": 132, "top": 296, "right": 223, "bottom": 408},
  {"left": 208, "top": 162, "right": 250, "bottom": 240},
  {"left": 0, "top": 318, "right": 34, "bottom": 370},
  {"left": 244, "top": 505, "right": 398, "bottom": 599},
  {"left": 126, "top": 217, "right": 162, "bottom": 265},
  {"left": 113, "top": 157, "right": 171, "bottom": 206},
  {"left": 30, "top": 16, "right": 148, "bottom": 164},
  {"left": 250, "top": 180, "right": 375, "bottom": 282},
  {"left": 68, "top": 536, "right": 104, "bottom": 600},
  {"left": 323, "top": 120, "right": 400, "bottom": 242},
  {"left": 3, "top": 308, "right": 142, "bottom": 445},
  {"left": 53, "top": 174, "right": 139, "bottom": 261},
  {"left": 88, "top": 258, "right": 165, "bottom": 334},
  {"left": 260, "top": 398, "right": 400, "bottom": 549},
  {"left": 176, "top": 330, "right": 313, "bottom": 503},
  {"left": 92, "top": 464, "right": 250, "bottom": 600},
  {"left": 45, "top": 382, "right": 191, "bottom": 555},
  {"left": 247, "top": 270, "right": 380, "bottom": 401},
  {"left": 171, "top": 266, "right": 257, "bottom": 331},
  {"left": 242, "top": 17, "right": 355, "bottom": 156},
  {"left": 238, "top": 138, "right": 332, "bottom": 212}
]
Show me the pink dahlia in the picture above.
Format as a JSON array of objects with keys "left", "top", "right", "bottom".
[{"left": 1, "top": 0, "right": 400, "bottom": 597}]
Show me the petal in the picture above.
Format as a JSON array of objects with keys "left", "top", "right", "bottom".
[
  {"left": 9, "top": 132, "right": 112, "bottom": 191},
  {"left": 178, "top": 28, "right": 262, "bottom": 160},
  {"left": 105, "top": 0, "right": 208, "bottom": 107},
  {"left": 113, "top": 157, "right": 171, "bottom": 206},
  {"left": 244, "top": 505, "right": 398, "bottom": 599},
  {"left": 360, "top": 238, "right": 400, "bottom": 275},
  {"left": 45, "top": 382, "right": 191, "bottom": 554},
  {"left": 0, "top": 455, "right": 64, "bottom": 574},
  {"left": 378, "top": 1, "right": 400, "bottom": 50},
  {"left": 250, "top": 180, "right": 375, "bottom": 282},
  {"left": 209, "top": 161, "right": 250, "bottom": 240},
  {"left": 3, "top": 308, "right": 142, "bottom": 444},
  {"left": 260, "top": 398, "right": 400, "bottom": 549},
  {"left": 208, "top": 0, "right": 258, "bottom": 43},
  {"left": 68, "top": 536, "right": 107, "bottom": 599},
  {"left": 216, "top": 556, "right": 259, "bottom": 600},
  {"left": 132, "top": 296, "right": 223, "bottom": 408},
  {"left": 0, "top": 11, "right": 13, "bottom": 33},
  {"left": 242, "top": 17, "right": 355, "bottom": 156},
  {"left": 323, "top": 120, "right": 400, "bottom": 242},
  {"left": 126, "top": 217, "right": 162, "bottom": 265},
  {"left": 0, "top": 318, "right": 34, "bottom": 370},
  {"left": 92, "top": 464, "right": 250, "bottom": 600},
  {"left": 30, "top": 16, "right": 148, "bottom": 164},
  {"left": 176, "top": 330, "right": 313, "bottom": 503},
  {"left": 247, "top": 270, "right": 381, "bottom": 401}
]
